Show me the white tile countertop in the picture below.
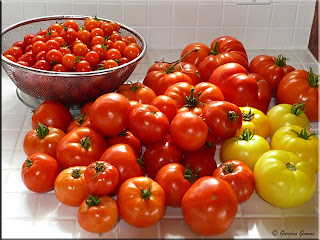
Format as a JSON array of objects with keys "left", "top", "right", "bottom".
[{"left": 1, "top": 48, "right": 319, "bottom": 239}]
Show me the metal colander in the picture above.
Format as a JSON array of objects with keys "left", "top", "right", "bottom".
[{"left": 1, "top": 15, "right": 146, "bottom": 109}]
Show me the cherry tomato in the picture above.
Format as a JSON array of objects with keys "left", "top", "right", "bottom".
[
  {"left": 77, "top": 28, "right": 92, "bottom": 44},
  {"left": 63, "top": 20, "right": 78, "bottom": 31},
  {"left": 4, "top": 54, "right": 16, "bottom": 62},
  {"left": 123, "top": 44, "right": 140, "bottom": 60},
  {"left": 99, "top": 21, "right": 113, "bottom": 36},
  {"left": 13, "top": 40, "right": 26, "bottom": 52},
  {"left": 73, "top": 42, "right": 89, "bottom": 57},
  {"left": 52, "top": 63, "right": 68, "bottom": 72},
  {"left": 113, "top": 40, "right": 126, "bottom": 53},
  {"left": 60, "top": 27, "right": 77, "bottom": 44},
  {"left": 84, "top": 18, "right": 100, "bottom": 31},
  {"left": 32, "top": 41, "right": 46, "bottom": 55},
  {"left": 46, "top": 49, "right": 63, "bottom": 63},
  {"left": 45, "top": 39, "right": 60, "bottom": 51},
  {"left": 84, "top": 51, "right": 100, "bottom": 68},
  {"left": 110, "top": 21, "right": 120, "bottom": 32},
  {"left": 92, "top": 44, "right": 108, "bottom": 61},
  {"left": 7, "top": 46, "right": 23, "bottom": 60},
  {"left": 75, "top": 60, "right": 92, "bottom": 72},
  {"left": 106, "top": 48, "right": 121, "bottom": 60},
  {"left": 24, "top": 34, "right": 36, "bottom": 45},
  {"left": 48, "top": 23, "right": 63, "bottom": 34},
  {"left": 33, "top": 60, "right": 51, "bottom": 71},
  {"left": 18, "top": 51, "right": 36, "bottom": 66},
  {"left": 102, "top": 59, "right": 118, "bottom": 69}
]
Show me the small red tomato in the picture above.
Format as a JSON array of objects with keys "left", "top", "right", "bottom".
[
  {"left": 46, "top": 49, "right": 63, "bottom": 63},
  {"left": 33, "top": 60, "right": 51, "bottom": 71},
  {"left": 75, "top": 60, "right": 92, "bottom": 72},
  {"left": 123, "top": 44, "right": 140, "bottom": 60}
]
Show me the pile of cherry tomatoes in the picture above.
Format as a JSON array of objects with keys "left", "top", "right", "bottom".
[
  {"left": 3, "top": 16, "right": 141, "bottom": 72},
  {"left": 20, "top": 35, "right": 318, "bottom": 237}
]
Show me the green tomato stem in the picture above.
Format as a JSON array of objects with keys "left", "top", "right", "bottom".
[
  {"left": 286, "top": 162, "right": 296, "bottom": 171},
  {"left": 25, "top": 159, "right": 33, "bottom": 168},
  {"left": 290, "top": 102, "right": 306, "bottom": 116},
  {"left": 80, "top": 135, "right": 91, "bottom": 150},
  {"left": 91, "top": 162, "right": 105, "bottom": 180},
  {"left": 275, "top": 55, "right": 288, "bottom": 67},
  {"left": 85, "top": 195, "right": 100, "bottom": 207},
  {"left": 291, "top": 128, "right": 317, "bottom": 140},
  {"left": 242, "top": 108, "right": 255, "bottom": 121},
  {"left": 140, "top": 184, "right": 152, "bottom": 199},
  {"left": 238, "top": 128, "right": 255, "bottom": 141},
  {"left": 210, "top": 41, "right": 219, "bottom": 56},
  {"left": 221, "top": 163, "right": 236, "bottom": 174},
  {"left": 36, "top": 122, "right": 49, "bottom": 139},
  {"left": 184, "top": 165, "right": 200, "bottom": 183},
  {"left": 71, "top": 168, "right": 82, "bottom": 178},
  {"left": 308, "top": 68, "right": 319, "bottom": 88}
]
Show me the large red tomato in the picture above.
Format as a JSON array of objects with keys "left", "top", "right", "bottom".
[
  {"left": 150, "top": 95, "right": 178, "bottom": 122},
  {"left": 202, "top": 101, "right": 243, "bottom": 141},
  {"left": 197, "top": 36, "right": 249, "bottom": 82},
  {"left": 117, "top": 82, "right": 156, "bottom": 104},
  {"left": 21, "top": 153, "right": 60, "bottom": 193},
  {"left": 180, "top": 43, "right": 211, "bottom": 66},
  {"left": 66, "top": 112, "right": 92, "bottom": 133},
  {"left": 128, "top": 104, "right": 169, "bottom": 144},
  {"left": 209, "top": 63, "right": 271, "bottom": 113},
  {"left": 106, "top": 130, "right": 142, "bottom": 156},
  {"left": 174, "top": 62, "right": 202, "bottom": 85},
  {"left": 249, "top": 54, "right": 295, "bottom": 96},
  {"left": 277, "top": 69, "right": 319, "bottom": 122},
  {"left": 56, "top": 127, "right": 107, "bottom": 170},
  {"left": 117, "top": 177, "right": 166, "bottom": 228},
  {"left": 31, "top": 100, "right": 73, "bottom": 132},
  {"left": 23, "top": 122, "right": 65, "bottom": 158},
  {"left": 181, "top": 176, "right": 238, "bottom": 235},
  {"left": 213, "top": 160, "right": 255, "bottom": 203},
  {"left": 89, "top": 93, "right": 131, "bottom": 137}
]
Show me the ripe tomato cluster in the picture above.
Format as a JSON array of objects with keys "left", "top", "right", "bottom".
[
  {"left": 20, "top": 34, "right": 318, "bottom": 237},
  {"left": 3, "top": 16, "right": 141, "bottom": 72}
]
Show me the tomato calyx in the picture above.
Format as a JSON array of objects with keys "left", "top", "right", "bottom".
[
  {"left": 137, "top": 157, "right": 145, "bottom": 171},
  {"left": 80, "top": 135, "right": 91, "bottom": 150},
  {"left": 308, "top": 68, "right": 319, "bottom": 88},
  {"left": 75, "top": 113, "right": 86, "bottom": 125},
  {"left": 166, "top": 48, "right": 199, "bottom": 74},
  {"left": 97, "top": 63, "right": 105, "bottom": 70},
  {"left": 238, "top": 128, "right": 255, "bottom": 142},
  {"left": 71, "top": 168, "right": 82, "bottom": 178},
  {"left": 92, "top": 15, "right": 101, "bottom": 22},
  {"left": 291, "top": 128, "right": 317, "bottom": 140},
  {"left": 130, "top": 82, "right": 141, "bottom": 92},
  {"left": 205, "top": 140, "right": 214, "bottom": 150},
  {"left": 221, "top": 163, "right": 236, "bottom": 174},
  {"left": 36, "top": 122, "right": 49, "bottom": 139},
  {"left": 119, "top": 130, "right": 129, "bottom": 137},
  {"left": 228, "top": 111, "right": 241, "bottom": 122},
  {"left": 184, "top": 165, "right": 200, "bottom": 183},
  {"left": 210, "top": 41, "right": 219, "bottom": 56},
  {"left": 275, "top": 55, "right": 288, "bottom": 67},
  {"left": 140, "top": 184, "right": 152, "bottom": 199},
  {"left": 75, "top": 56, "right": 83, "bottom": 64},
  {"left": 85, "top": 195, "right": 101, "bottom": 207},
  {"left": 242, "top": 108, "right": 254, "bottom": 121},
  {"left": 291, "top": 102, "right": 306, "bottom": 116},
  {"left": 91, "top": 162, "right": 105, "bottom": 180},
  {"left": 25, "top": 159, "right": 33, "bottom": 168},
  {"left": 184, "top": 88, "right": 203, "bottom": 109},
  {"left": 286, "top": 162, "right": 297, "bottom": 171}
]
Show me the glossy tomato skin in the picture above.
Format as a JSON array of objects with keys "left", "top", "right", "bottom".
[
  {"left": 106, "top": 130, "right": 142, "bottom": 156},
  {"left": 66, "top": 113, "right": 92, "bottom": 133},
  {"left": 143, "top": 135, "right": 183, "bottom": 179},
  {"left": 84, "top": 161, "right": 119, "bottom": 195},
  {"left": 99, "top": 144, "right": 145, "bottom": 194},
  {"left": 181, "top": 176, "right": 238, "bottom": 235},
  {"left": 202, "top": 101, "right": 242, "bottom": 141},
  {"left": 117, "top": 177, "right": 166, "bottom": 228},
  {"left": 180, "top": 42, "right": 211, "bottom": 66},
  {"left": 117, "top": 82, "right": 156, "bottom": 104},
  {"left": 128, "top": 104, "right": 169, "bottom": 144},
  {"left": 56, "top": 127, "right": 108, "bottom": 170},
  {"left": 155, "top": 163, "right": 193, "bottom": 207},
  {"left": 213, "top": 160, "right": 255, "bottom": 203},
  {"left": 170, "top": 111, "right": 208, "bottom": 151},
  {"left": 23, "top": 123, "right": 65, "bottom": 158},
  {"left": 89, "top": 93, "right": 131, "bottom": 137},
  {"left": 150, "top": 95, "right": 178, "bottom": 122},
  {"left": 277, "top": 69, "right": 319, "bottom": 122},
  {"left": 21, "top": 153, "right": 60, "bottom": 193},
  {"left": 249, "top": 54, "right": 295, "bottom": 96},
  {"left": 78, "top": 195, "right": 118, "bottom": 233},
  {"left": 209, "top": 63, "right": 271, "bottom": 114},
  {"left": 182, "top": 136, "right": 217, "bottom": 179},
  {"left": 31, "top": 100, "right": 73, "bottom": 132},
  {"left": 174, "top": 62, "right": 202, "bottom": 85},
  {"left": 54, "top": 166, "right": 91, "bottom": 207}
]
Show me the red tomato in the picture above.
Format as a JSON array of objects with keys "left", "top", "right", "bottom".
[
  {"left": 84, "top": 161, "right": 119, "bottom": 195},
  {"left": 117, "top": 82, "right": 156, "bottom": 104},
  {"left": 84, "top": 18, "right": 100, "bottom": 31},
  {"left": 18, "top": 51, "right": 36, "bottom": 66},
  {"left": 99, "top": 144, "right": 145, "bottom": 193},
  {"left": 32, "top": 100, "right": 73, "bottom": 132},
  {"left": 21, "top": 153, "right": 59, "bottom": 193},
  {"left": 277, "top": 69, "right": 319, "bottom": 122},
  {"left": 181, "top": 176, "right": 238, "bottom": 235},
  {"left": 202, "top": 101, "right": 243, "bottom": 141},
  {"left": 213, "top": 160, "right": 255, "bottom": 203},
  {"left": 75, "top": 60, "right": 92, "bottom": 72},
  {"left": 80, "top": 102, "right": 94, "bottom": 114},
  {"left": 63, "top": 20, "right": 78, "bottom": 31},
  {"left": 66, "top": 113, "right": 92, "bottom": 133},
  {"left": 102, "top": 59, "right": 118, "bottom": 69},
  {"left": 60, "top": 27, "right": 77, "bottom": 44},
  {"left": 128, "top": 104, "right": 169, "bottom": 143},
  {"left": 170, "top": 111, "right": 208, "bottom": 151},
  {"left": 33, "top": 60, "right": 51, "bottom": 70},
  {"left": 209, "top": 63, "right": 271, "bottom": 113},
  {"left": 123, "top": 44, "right": 140, "bottom": 60},
  {"left": 78, "top": 195, "right": 118, "bottom": 233},
  {"left": 77, "top": 29, "right": 92, "bottom": 44},
  {"left": 56, "top": 127, "right": 108, "bottom": 170},
  {"left": 54, "top": 166, "right": 90, "bottom": 207},
  {"left": 89, "top": 93, "right": 131, "bottom": 137},
  {"left": 249, "top": 54, "right": 295, "bottom": 96},
  {"left": 23, "top": 122, "right": 65, "bottom": 158},
  {"left": 180, "top": 42, "right": 211, "bottom": 66},
  {"left": 182, "top": 136, "right": 217, "bottom": 179},
  {"left": 52, "top": 63, "right": 68, "bottom": 72},
  {"left": 174, "top": 62, "right": 202, "bottom": 85},
  {"left": 150, "top": 95, "right": 178, "bottom": 122},
  {"left": 13, "top": 40, "right": 26, "bottom": 52},
  {"left": 48, "top": 23, "right": 63, "bottom": 35},
  {"left": 46, "top": 49, "right": 63, "bottom": 63},
  {"left": 143, "top": 135, "right": 183, "bottom": 179},
  {"left": 117, "top": 177, "right": 166, "bottom": 228},
  {"left": 106, "top": 130, "right": 142, "bottom": 156},
  {"left": 99, "top": 21, "right": 113, "bottom": 36},
  {"left": 155, "top": 163, "right": 195, "bottom": 207},
  {"left": 7, "top": 46, "right": 23, "bottom": 60},
  {"left": 73, "top": 42, "right": 89, "bottom": 57}
]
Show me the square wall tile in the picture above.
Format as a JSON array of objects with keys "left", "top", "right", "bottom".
[
  {"left": 46, "top": 1, "right": 72, "bottom": 16},
  {"left": 148, "top": 3, "right": 172, "bottom": 27},
  {"left": 2, "top": 98, "right": 28, "bottom": 114},
  {"left": 222, "top": 4, "right": 248, "bottom": 27},
  {"left": 73, "top": 220, "right": 117, "bottom": 238},
  {"left": 197, "top": 3, "right": 223, "bottom": 27},
  {"left": 172, "top": 28, "right": 197, "bottom": 49},
  {"left": 173, "top": 3, "right": 198, "bottom": 27},
  {"left": 148, "top": 28, "right": 172, "bottom": 49},
  {"left": 2, "top": 150, "right": 13, "bottom": 170},
  {"left": 284, "top": 218, "right": 318, "bottom": 239},
  {"left": 21, "top": 1, "right": 47, "bottom": 20},
  {"left": 72, "top": 2, "right": 97, "bottom": 17},
  {"left": 245, "top": 27, "right": 269, "bottom": 49},
  {"left": 10, "top": 149, "right": 27, "bottom": 169},
  {"left": 296, "top": 3, "right": 316, "bottom": 27},
  {"left": 220, "top": 27, "right": 245, "bottom": 43},
  {"left": 271, "top": 4, "right": 298, "bottom": 27},
  {"left": 32, "top": 220, "right": 74, "bottom": 238},
  {"left": 2, "top": 114, "right": 26, "bottom": 130},
  {"left": 2, "top": 170, "right": 9, "bottom": 184},
  {"left": 117, "top": 218, "right": 159, "bottom": 238},
  {"left": 2, "top": 219, "right": 34, "bottom": 238},
  {"left": 97, "top": 2, "right": 123, "bottom": 23},
  {"left": 282, "top": 195, "right": 318, "bottom": 217},
  {"left": 2, "top": 1, "right": 23, "bottom": 25},
  {"left": 163, "top": 206, "right": 183, "bottom": 219},
  {"left": 245, "top": 218, "right": 286, "bottom": 239},
  {"left": 247, "top": 5, "right": 272, "bottom": 27},
  {"left": 1, "top": 130, "right": 20, "bottom": 149},
  {"left": 197, "top": 27, "right": 221, "bottom": 46},
  {"left": 123, "top": 4, "right": 147, "bottom": 26},
  {"left": 302, "top": 63, "right": 320, "bottom": 74},
  {"left": 159, "top": 219, "right": 200, "bottom": 238},
  {"left": 268, "top": 27, "right": 294, "bottom": 49},
  {"left": 292, "top": 27, "right": 311, "bottom": 49}
]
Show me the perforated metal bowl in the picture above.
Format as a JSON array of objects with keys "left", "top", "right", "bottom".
[{"left": 1, "top": 15, "right": 146, "bottom": 110}]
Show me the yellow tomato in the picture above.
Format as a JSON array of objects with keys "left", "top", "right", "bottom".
[
  {"left": 271, "top": 125, "right": 318, "bottom": 173},
  {"left": 254, "top": 150, "right": 316, "bottom": 208},
  {"left": 220, "top": 128, "right": 270, "bottom": 171},
  {"left": 267, "top": 103, "right": 310, "bottom": 136},
  {"left": 236, "top": 107, "right": 270, "bottom": 139}
]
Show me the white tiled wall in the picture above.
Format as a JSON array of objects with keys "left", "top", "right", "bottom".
[{"left": 1, "top": 0, "right": 316, "bottom": 50}]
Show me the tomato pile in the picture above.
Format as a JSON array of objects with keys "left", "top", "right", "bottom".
[
  {"left": 3, "top": 16, "right": 141, "bottom": 72},
  {"left": 20, "top": 35, "right": 318, "bottom": 236}
]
